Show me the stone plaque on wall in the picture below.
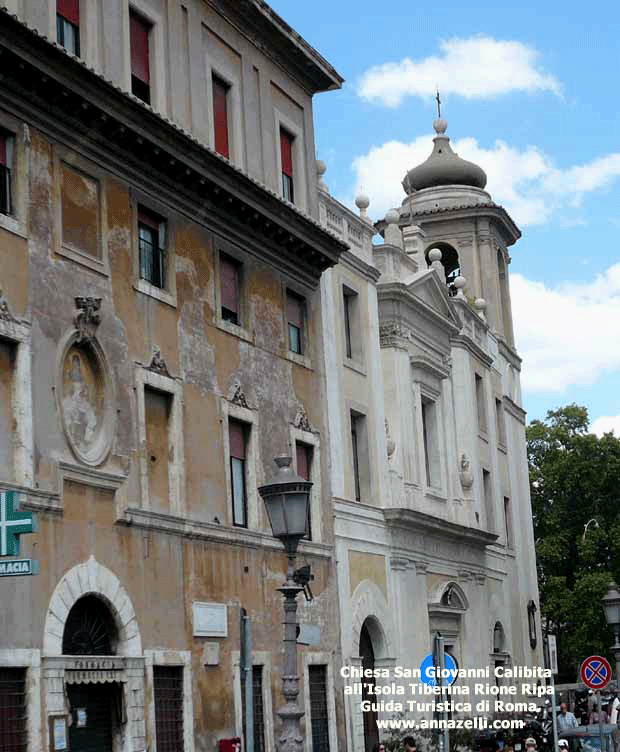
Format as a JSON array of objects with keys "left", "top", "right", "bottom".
[{"left": 193, "top": 602, "right": 228, "bottom": 637}]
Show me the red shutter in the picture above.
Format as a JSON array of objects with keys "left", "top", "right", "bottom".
[
  {"left": 280, "top": 129, "right": 293, "bottom": 177},
  {"left": 220, "top": 255, "right": 239, "bottom": 314},
  {"left": 212, "top": 77, "right": 230, "bottom": 158},
  {"left": 138, "top": 207, "right": 160, "bottom": 232},
  {"left": 57, "top": 0, "right": 79, "bottom": 25},
  {"left": 287, "top": 292, "right": 303, "bottom": 328},
  {"left": 229, "top": 420, "right": 246, "bottom": 460},
  {"left": 130, "top": 12, "right": 150, "bottom": 84},
  {"left": 0, "top": 134, "right": 6, "bottom": 166},
  {"left": 296, "top": 443, "right": 311, "bottom": 481}
]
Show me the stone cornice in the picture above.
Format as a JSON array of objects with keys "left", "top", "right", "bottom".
[
  {"left": 408, "top": 202, "right": 521, "bottom": 247},
  {"left": 498, "top": 338, "right": 523, "bottom": 370},
  {"left": 0, "top": 10, "right": 347, "bottom": 288},
  {"left": 450, "top": 333, "right": 494, "bottom": 368},
  {"left": 341, "top": 250, "right": 381, "bottom": 284},
  {"left": 504, "top": 396, "right": 527, "bottom": 424},
  {"left": 378, "top": 281, "right": 461, "bottom": 338},
  {"left": 383, "top": 507, "right": 498, "bottom": 549}
]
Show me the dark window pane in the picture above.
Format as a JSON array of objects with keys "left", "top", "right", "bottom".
[
  {"left": 0, "top": 164, "right": 10, "bottom": 216},
  {"left": 154, "top": 666, "right": 183, "bottom": 752},
  {"left": 138, "top": 209, "right": 166, "bottom": 289},
  {"left": 57, "top": 15, "right": 80, "bottom": 55},
  {"left": 252, "top": 667, "right": 265, "bottom": 752},
  {"left": 231, "top": 457, "right": 246, "bottom": 527},
  {"left": 0, "top": 668, "right": 27, "bottom": 752},
  {"left": 351, "top": 416, "right": 361, "bottom": 501},
  {"left": 309, "top": 665, "right": 330, "bottom": 752},
  {"left": 220, "top": 254, "right": 240, "bottom": 323}
]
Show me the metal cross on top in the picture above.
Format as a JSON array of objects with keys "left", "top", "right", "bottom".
[
  {"left": 435, "top": 88, "right": 442, "bottom": 118},
  {"left": 0, "top": 491, "right": 35, "bottom": 556}
]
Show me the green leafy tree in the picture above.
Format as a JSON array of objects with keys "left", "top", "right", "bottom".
[{"left": 527, "top": 404, "right": 620, "bottom": 681}]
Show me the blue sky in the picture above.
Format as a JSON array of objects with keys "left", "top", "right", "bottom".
[{"left": 270, "top": 0, "right": 620, "bottom": 433}]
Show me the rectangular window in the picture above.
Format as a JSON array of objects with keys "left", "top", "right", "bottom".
[
  {"left": 286, "top": 290, "right": 305, "bottom": 355},
  {"left": 220, "top": 253, "right": 241, "bottom": 325},
  {"left": 350, "top": 411, "right": 369, "bottom": 501},
  {"left": 309, "top": 665, "right": 330, "bottom": 752},
  {"left": 343, "top": 287, "right": 355, "bottom": 360},
  {"left": 144, "top": 386, "right": 171, "bottom": 512},
  {"left": 280, "top": 128, "right": 294, "bottom": 203},
  {"left": 0, "top": 339, "right": 17, "bottom": 477},
  {"left": 130, "top": 10, "right": 151, "bottom": 104},
  {"left": 483, "top": 468, "right": 494, "bottom": 529},
  {"left": 138, "top": 207, "right": 167, "bottom": 289},
  {"left": 154, "top": 666, "right": 184, "bottom": 752},
  {"left": 252, "top": 666, "right": 266, "bottom": 752},
  {"left": 475, "top": 374, "right": 487, "bottom": 433},
  {"left": 57, "top": 0, "right": 80, "bottom": 55},
  {"left": 61, "top": 164, "right": 100, "bottom": 258},
  {"left": 504, "top": 496, "right": 513, "bottom": 548},
  {"left": 0, "top": 667, "right": 27, "bottom": 752},
  {"left": 296, "top": 441, "right": 313, "bottom": 539},
  {"left": 0, "top": 131, "right": 13, "bottom": 216},
  {"left": 495, "top": 398, "right": 506, "bottom": 445},
  {"left": 421, "top": 397, "right": 440, "bottom": 487},
  {"left": 212, "top": 75, "right": 230, "bottom": 158},
  {"left": 229, "top": 419, "right": 248, "bottom": 527}
]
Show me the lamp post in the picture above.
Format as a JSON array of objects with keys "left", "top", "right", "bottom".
[
  {"left": 602, "top": 582, "right": 620, "bottom": 687},
  {"left": 259, "top": 456, "right": 313, "bottom": 752}
]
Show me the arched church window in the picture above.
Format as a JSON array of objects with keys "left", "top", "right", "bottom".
[
  {"left": 425, "top": 243, "right": 460, "bottom": 296},
  {"left": 440, "top": 582, "right": 466, "bottom": 609},
  {"left": 62, "top": 594, "right": 119, "bottom": 655}
]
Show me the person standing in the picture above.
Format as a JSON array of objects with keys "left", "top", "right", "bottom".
[{"left": 557, "top": 703, "right": 579, "bottom": 732}]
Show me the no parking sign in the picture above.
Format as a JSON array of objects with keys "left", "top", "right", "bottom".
[{"left": 580, "top": 655, "right": 612, "bottom": 690}]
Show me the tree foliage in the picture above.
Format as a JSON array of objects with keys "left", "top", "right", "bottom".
[{"left": 527, "top": 404, "right": 620, "bottom": 681}]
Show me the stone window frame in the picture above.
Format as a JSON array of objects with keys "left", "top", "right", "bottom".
[
  {"left": 289, "top": 423, "right": 322, "bottom": 544},
  {"left": 302, "top": 652, "right": 338, "bottom": 752},
  {"left": 0, "top": 649, "right": 42, "bottom": 752},
  {"left": 53, "top": 147, "right": 110, "bottom": 277},
  {"left": 122, "top": 0, "right": 166, "bottom": 113},
  {"left": 0, "top": 311, "right": 33, "bottom": 486},
  {"left": 346, "top": 400, "right": 371, "bottom": 503},
  {"left": 130, "top": 190, "right": 178, "bottom": 307},
  {"left": 415, "top": 381, "right": 447, "bottom": 499},
  {"left": 0, "top": 112, "right": 30, "bottom": 240},
  {"left": 213, "top": 237, "right": 253, "bottom": 344},
  {"left": 282, "top": 280, "right": 312, "bottom": 370},
  {"left": 144, "top": 650, "right": 194, "bottom": 752},
  {"left": 273, "top": 107, "right": 307, "bottom": 212},
  {"left": 220, "top": 396, "right": 262, "bottom": 530},
  {"left": 135, "top": 363, "right": 185, "bottom": 517},
  {"left": 232, "top": 649, "right": 275, "bottom": 752}
]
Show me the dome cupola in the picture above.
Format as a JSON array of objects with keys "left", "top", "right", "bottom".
[{"left": 402, "top": 118, "right": 487, "bottom": 193}]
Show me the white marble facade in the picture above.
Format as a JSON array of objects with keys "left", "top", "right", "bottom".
[{"left": 318, "top": 118, "right": 543, "bottom": 752}]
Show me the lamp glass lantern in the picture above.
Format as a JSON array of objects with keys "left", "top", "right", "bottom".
[
  {"left": 603, "top": 583, "right": 620, "bottom": 630},
  {"left": 258, "top": 456, "right": 312, "bottom": 555}
]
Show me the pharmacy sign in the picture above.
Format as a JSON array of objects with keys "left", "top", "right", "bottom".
[{"left": 0, "top": 491, "right": 35, "bottom": 557}]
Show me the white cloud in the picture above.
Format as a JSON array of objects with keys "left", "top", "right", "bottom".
[
  {"left": 590, "top": 415, "right": 620, "bottom": 437},
  {"left": 358, "top": 36, "right": 561, "bottom": 107},
  {"left": 511, "top": 264, "right": 620, "bottom": 393},
  {"left": 349, "top": 135, "right": 620, "bottom": 226}
]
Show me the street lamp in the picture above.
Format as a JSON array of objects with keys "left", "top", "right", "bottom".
[
  {"left": 602, "top": 582, "right": 620, "bottom": 685},
  {"left": 259, "top": 456, "right": 313, "bottom": 752}
]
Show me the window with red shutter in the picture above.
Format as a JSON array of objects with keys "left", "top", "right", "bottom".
[
  {"left": 212, "top": 76, "right": 230, "bottom": 158},
  {"left": 296, "top": 442, "right": 313, "bottom": 539},
  {"left": 286, "top": 290, "right": 305, "bottom": 355},
  {"left": 130, "top": 11, "right": 151, "bottom": 103},
  {"left": 220, "top": 253, "right": 241, "bottom": 325},
  {"left": 57, "top": 0, "right": 80, "bottom": 55},
  {"left": 138, "top": 206, "right": 166, "bottom": 289},
  {"left": 0, "top": 132, "right": 13, "bottom": 216},
  {"left": 280, "top": 128, "right": 294, "bottom": 203},
  {"left": 229, "top": 419, "right": 248, "bottom": 527}
]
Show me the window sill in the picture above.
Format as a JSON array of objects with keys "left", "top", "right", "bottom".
[
  {"left": 478, "top": 431, "right": 489, "bottom": 444},
  {"left": 497, "top": 441, "right": 508, "bottom": 454},
  {"left": 134, "top": 279, "right": 177, "bottom": 307},
  {"left": 424, "top": 488, "right": 448, "bottom": 503},
  {"left": 215, "top": 317, "right": 254, "bottom": 344},
  {"left": 343, "top": 357, "right": 367, "bottom": 377},
  {"left": 286, "top": 350, "right": 312, "bottom": 370},
  {"left": 0, "top": 213, "right": 27, "bottom": 240},
  {"left": 56, "top": 244, "right": 109, "bottom": 276}
]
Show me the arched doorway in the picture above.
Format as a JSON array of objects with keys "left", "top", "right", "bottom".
[
  {"left": 360, "top": 620, "right": 380, "bottom": 752},
  {"left": 63, "top": 595, "right": 122, "bottom": 752}
]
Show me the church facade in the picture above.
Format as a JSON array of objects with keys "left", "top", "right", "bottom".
[{"left": 317, "top": 117, "right": 543, "bottom": 752}]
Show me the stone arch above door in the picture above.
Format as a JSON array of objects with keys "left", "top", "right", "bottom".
[
  {"left": 350, "top": 579, "right": 396, "bottom": 660},
  {"left": 43, "top": 556, "right": 142, "bottom": 656}
]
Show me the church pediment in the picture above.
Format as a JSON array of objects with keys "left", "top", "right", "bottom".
[{"left": 403, "top": 269, "right": 462, "bottom": 331}]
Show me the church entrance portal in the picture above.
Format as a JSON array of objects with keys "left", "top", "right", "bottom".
[{"left": 360, "top": 620, "right": 380, "bottom": 752}]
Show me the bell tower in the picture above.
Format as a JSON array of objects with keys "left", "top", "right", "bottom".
[{"left": 397, "top": 118, "right": 520, "bottom": 346}]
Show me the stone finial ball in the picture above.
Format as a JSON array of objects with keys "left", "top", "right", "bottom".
[
  {"left": 428, "top": 248, "right": 442, "bottom": 262},
  {"left": 355, "top": 194, "right": 370, "bottom": 210},
  {"left": 474, "top": 297, "right": 487, "bottom": 311},
  {"left": 433, "top": 117, "right": 448, "bottom": 135},
  {"left": 384, "top": 208, "right": 399, "bottom": 225},
  {"left": 316, "top": 159, "right": 327, "bottom": 176},
  {"left": 453, "top": 275, "right": 466, "bottom": 289}
]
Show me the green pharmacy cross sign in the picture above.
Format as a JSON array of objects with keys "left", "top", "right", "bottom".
[{"left": 0, "top": 490, "right": 36, "bottom": 557}]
